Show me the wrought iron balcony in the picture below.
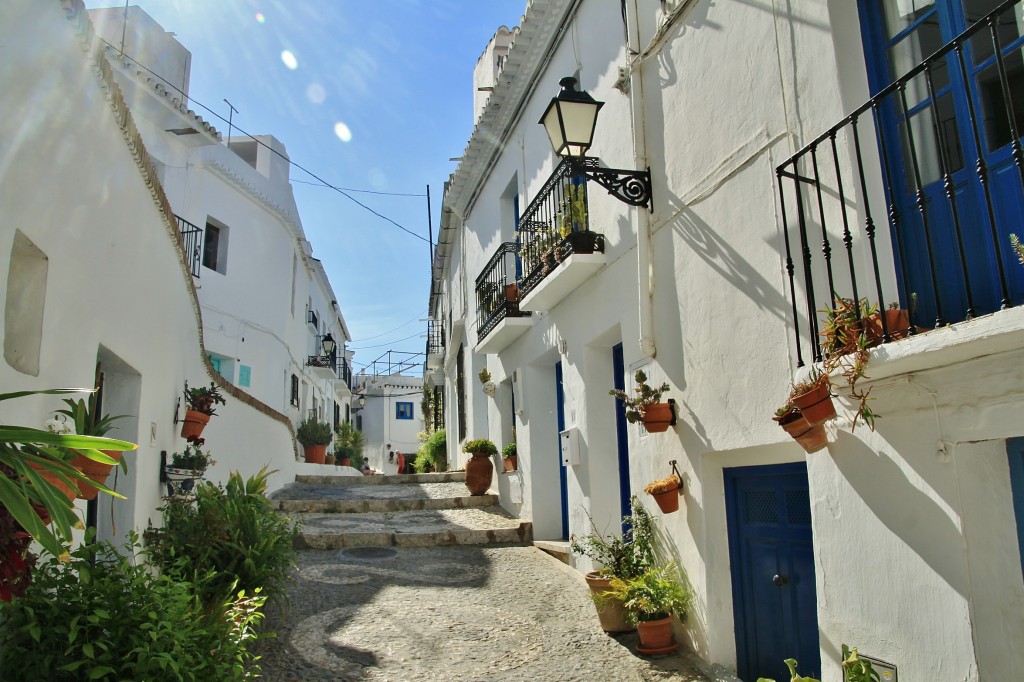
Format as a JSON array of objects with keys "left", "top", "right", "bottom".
[
  {"left": 519, "top": 158, "right": 606, "bottom": 298},
  {"left": 174, "top": 215, "right": 202, "bottom": 278},
  {"left": 306, "top": 309, "right": 319, "bottom": 330},
  {"left": 426, "top": 318, "right": 445, "bottom": 367},
  {"left": 776, "top": 0, "right": 1024, "bottom": 367},
  {"left": 475, "top": 242, "right": 530, "bottom": 343}
]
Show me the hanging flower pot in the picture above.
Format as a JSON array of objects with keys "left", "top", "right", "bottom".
[
  {"left": 641, "top": 402, "right": 674, "bottom": 433},
  {"left": 775, "top": 409, "right": 827, "bottom": 454},
  {"left": 69, "top": 450, "right": 122, "bottom": 501},
  {"left": 503, "top": 455, "right": 518, "bottom": 472},
  {"left": 180, "top": 409, "right": 211, "bottom": 440},
  {"left": 644, "top": 474, "right": 683, "bottom": 514},
  {"left": 163, "top": 467, "right": 203, "bottom": 497},
  {"left": 27, "top": 461, "right": 79, "bottom": 502},
  {"left": 790, "top": 381, "right": 835, "bottom": 426}
]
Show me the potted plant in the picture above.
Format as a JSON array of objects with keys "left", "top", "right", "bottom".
[
  {"left": 478, "top": 368, "right": 496, "bottom": 398},
  {"left": 180, "top": 381, "right": 226, "bottom": 440},
  {"left": 419, "top": 429, "right": 447, "bottom": 473},
  {"left": 462, "top": 438, "right": 497, "bottom": 495},
  {"left": 335, "top": 422, "right": 364, "bottom": 467},
  {"left": 570, "top": 497, "right": 655, "bottom": 633},
  {"left": 53, "top": 397, "right": 128, "bottom": 500},
  {"left": 164, "top": 443, "right": 213, "bottom": 497},
  {"left": 296, "top": 417, "right": 332, "bottom": 464},
  {"left": 502, "top": 442, "right": 518, "bottom": 472},
  {"left": 602, "top": 562, "right": 694, "bottom": 655},
  {"left": 644, "top": 474, "right": 682, "bottom": 514},
  {"left": 609, "top": 369, "right": 673, "bottom": 433},
  {"left": 820, "top": 297, "right": 879, "bottom": 431},
  {"left": 757, "top": 644, "right": 876, "bottom": 682},
  {"left": 773, "top": 403, "right": 827, "bottom": 454},
  {"left": 788, "top": 369, "right": 835, "bottom": 427}
]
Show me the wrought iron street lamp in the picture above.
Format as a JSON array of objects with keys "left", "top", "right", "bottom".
[
  {"left": 539, "top": 77, "right": 652, "bottom": 209},
  {"left": 321, "top": 333, "right": 336, "bottom": 356}
]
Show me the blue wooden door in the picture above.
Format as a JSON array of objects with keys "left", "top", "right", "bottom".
[
  {"left": 555, "top": 361, "right": 568, "bottom": 539},
  {"left": 612, "top": 344, "right": 633, "bottom": 529},
  {"left": 725, "top": 463, "right": 819, "bottom": 681},
  {"left": 859, "top": 0, "right": 1024, "bottom": 324}
]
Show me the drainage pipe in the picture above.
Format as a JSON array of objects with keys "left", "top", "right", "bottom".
[{"left": 625, "top": 0, "right": 656, "bottom": 358}]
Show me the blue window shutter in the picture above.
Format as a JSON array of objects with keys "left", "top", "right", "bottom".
[
  {"left": 239, "top": 365, "right": 251, "bottom": 387},
  {"left": 209, "top": 355, "right": 222, "bottom": 374}
]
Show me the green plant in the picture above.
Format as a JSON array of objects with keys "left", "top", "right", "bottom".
[
  {"left": 756, "top": 644, "right": 878, "bottom": 682},
  {"left": 0, "top": 531, "right": 265, "bottom": 681},
  {"left": 146, "top": 467, "right": 299, "bottom": 608},
  {"left": 462, "top": 438, "right": 498, "bottom": 456},
  {"left": 53, "top": 397, "right": 127, "bottom": 437},
  {"left": 601, "top": 562, "right": 694, "bottom": 624},
  {"left": 296, "top": 417, "right": 332, "bottom": 446},
  {"left": 1012, "top": 233, "right": 1024, "bottom": 266},
  {"left": 609, "top": 370, "right": 671, "bottom": 424},
  {"left": 559, "top": 182, "right": 588, "bottom": 237},
  {"left": 184, "top": 381, "right": 227, "bottom": 416},
  {"left": 416, "top": 429, "right": 447, "bottom": 472},
  {"left": 478, "top": 368, "right": 492, "bottom": 385},
  {"left": 820, "top": 297, "right": 879, "bottom": 431},
  {"left": 0, "top": 388, "right": 136, "bottom": 559},
  {"left": 570, "top": 496, "right": 655, "bottom": 580},
  {"left": 169, "top": 443, "right": 214, "bottom": 474},
  {"left": 413, "top": 450, "right": 435, "bottom": 473},
  {"left": 334, "top": 421, "right": 364, "bottom": 456},
  {"left": 502, "top": 442, "right": 517, "bottom": 459}
]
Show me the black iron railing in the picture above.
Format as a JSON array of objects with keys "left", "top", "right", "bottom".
[
  {"left": 427, "top": 318, "right": 445, "bottom": 357},
  {"left": 338, "top": 357, "right": 352, "bottom": 386},
  {"left": 307, "top": 309, "right": 319, "bottom": 329},
  {"left": 777, "top": 0, "right": 1024, "bottom": 367},
  {"left": 519, "top": 158, "right": 605, "bottom": 296},
  {"left": 476, "top": 242, "right": 530, "bottom": 340},
  {"left": 175, "top": 215, "right": 202, "bottom": 278}
]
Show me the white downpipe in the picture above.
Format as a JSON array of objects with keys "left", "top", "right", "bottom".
[{"left": 627, "top": 0, "right": 656, "bottom": 358}]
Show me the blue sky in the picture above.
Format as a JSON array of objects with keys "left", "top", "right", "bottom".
[{"left": 83, "top": 0, "right": 526, "bottom": 374}]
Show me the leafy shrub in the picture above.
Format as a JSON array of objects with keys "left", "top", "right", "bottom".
[
  {"left": 145, "top": 467, "right": 299, "bottom": 607},
  {"left": 0, "top": 532, "right": 264, "bottom": 681},
  {"left": 296, "top": 418, "right": 332, "bottom": 446},
  {"left": 570, "top": 496, "right": 655, "bottom": 580}
]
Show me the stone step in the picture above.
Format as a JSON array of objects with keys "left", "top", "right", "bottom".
[
  {"left": 295, "top": 471, "right": 466, "bottom": 486},
  {"left": 533, "top": 539, "right": 571, "bottom": 565},
  {"left": 294, "top": 507, "right": 532, "bottom": 550},
  {"left": 271, "top": 481, "right": 492, "bottom": 514}
]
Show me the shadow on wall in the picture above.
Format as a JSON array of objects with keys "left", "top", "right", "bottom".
[{"left": 830, "top": 429, "right": 969, "bottom": 598}]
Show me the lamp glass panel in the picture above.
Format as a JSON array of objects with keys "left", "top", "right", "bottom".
[
  {"left": 542, "top": 102, "right": 567, "bottom": 155},
  {"left": 557, "top": 100, "right": 599, "bottom": 157}
]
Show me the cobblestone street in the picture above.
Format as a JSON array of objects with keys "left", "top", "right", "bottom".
[{"left": 255, "top": 545, "right": 711, "bottom": 681}]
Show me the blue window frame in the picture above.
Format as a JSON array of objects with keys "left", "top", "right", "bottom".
[{"left": 396, "top": 402, "right": 414, "bottom": 420}]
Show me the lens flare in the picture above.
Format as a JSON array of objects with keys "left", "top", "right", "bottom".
[
  {"left": 307, "top": 83, "right": 326, "bottom": 104},
  {"left": 334, "top": 122, "right": 352, "bottom": 143},
  {"left": 255, "top": 12, "right": 265, "bottom": 24},
  {"left": 280, "top": 50, "right": 298, "bottom": 70}
]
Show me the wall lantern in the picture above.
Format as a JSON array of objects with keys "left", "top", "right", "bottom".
[
  {"left": 358, "top": 395, "right": 366, "bottom": 408},
  {"left": 321, "top": 333, "right": 336, "bottom": 356},
  {"left": 539, "top": 76, "right": 652, "bottom": 209}
]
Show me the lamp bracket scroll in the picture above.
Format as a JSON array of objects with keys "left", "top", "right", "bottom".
[{"left": 573, "top": 160, "right": 653, "bottom": 210}]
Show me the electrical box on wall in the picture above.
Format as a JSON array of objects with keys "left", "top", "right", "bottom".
[{"left": 559, "top": 426, "right": 580, "bottom": 466}]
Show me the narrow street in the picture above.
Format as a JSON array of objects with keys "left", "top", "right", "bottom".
[{"left": 255, "top": 473, "right": 711, "bottom": 681}]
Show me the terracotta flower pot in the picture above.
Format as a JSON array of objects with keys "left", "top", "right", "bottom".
[
  {"left": 324, "top": 454, "right": 336, "bottom": 466},
  {"left": 339, "top": 456, "right": 352, "bottom": 467},
  {"left": 465, "top": 451, "right": 494, "bottom": 496},
  {"left": 778, "top": 413, "right": 827, "bottom": 454},
  {"left": 180, "top": 409, "right": 210, "bottom": 440},
  {"left": 650, "top": 486, "right": 681, "bottom": 514},
  {"left": 303, "top": 443, "right": 327, "bottom": 464},
  {"left": 70, "top": 449, "right": 122, "bottom": 501},
  {"left": 636, "top": 616, "right": 678, "bottom": 655},
  {"left": 790, "top": 382, "right": 835, "bottom": 426},
  {"left": 504, "top": 283, "right": 519, "bottom": 301},
  {"left": 584, "top": 572, "right": 634, "bottom": 633},
  {"left": 27, "top": 462, "right": 78, "bottom": 502},
  {"left": 503, "top": 455, "right": 517, "bottom": 472},
  {"left": 641, "top": 402, "right": 674, "bottom": 432},
  {"left": 866, "top": 308, "right": 911, "bottom": 344}
]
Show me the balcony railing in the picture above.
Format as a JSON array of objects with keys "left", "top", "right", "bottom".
[
  {"left": 175, "top": 215, "right": 202, "bottom": 278},
  {"left": 476, "top": 242, "right": 530, "bottom": 340},
  {"left": 776, "top": 0, "right": 1024, "bottom": 367},
  {"left": 426, "top": 318, "right": 445, "bottom": 357},
  {"left": 519, "top": 157, "right": 605, "bottom": 297},
  {"left": 306, "top": 309, "right": 319, "bottom": 330}
]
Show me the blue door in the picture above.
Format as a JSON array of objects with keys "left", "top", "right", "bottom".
[
  {"left": 858, "top": 0, "right": 1024, "bottom": 325},
  {"left": 555, "top": 361, "right": 568, "bottom": 539},
  {"left": 725, "top": 463, "right": 819, "bottom": 681},
  {"left": 612, "top": 344, "right": 633, "bottom": 530}
]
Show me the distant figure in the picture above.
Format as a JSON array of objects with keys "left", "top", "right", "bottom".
[
  {"left": 396, "top": 451, "right": 405, "bottom": 475},
  {"left": 361, "top": 461, "right": 371, "bottom": 475}
]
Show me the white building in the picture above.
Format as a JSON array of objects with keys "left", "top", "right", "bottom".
[
  {"left": 354, "top": 367, "right": 424, "bottom": 474},
  {"left": 429, "top": 1, "right": 1024, "bottom": 680},
  {"left": 87, "top": 6, "right": 356, "bottom": 440}
]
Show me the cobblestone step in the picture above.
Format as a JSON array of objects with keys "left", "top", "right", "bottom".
[
  {"left": 271, "top": 481, "right": 493, "bottom": 514},
  {"left": 293, "top": 507, "right": 532, "bottom": 549},
  {"left": 295, "top": 471, "right": 465, "bottom": 486},
  {"left": 275, "top": 493, "right": 497, "bottom": 514}
]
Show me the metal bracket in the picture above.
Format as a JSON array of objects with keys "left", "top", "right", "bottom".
[
  {"left": 668, "top": 459, "right": 685, "bottom": 495},
  {"left": 667, "top": 398, "right": 677, "bottom": 426},
  {"left": 570, "top": 157, "right": 653, "bottom": 210}
]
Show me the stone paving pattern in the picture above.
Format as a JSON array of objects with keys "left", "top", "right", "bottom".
[{"left": 255, "top": 545, "right": 712, "bottom": 681}]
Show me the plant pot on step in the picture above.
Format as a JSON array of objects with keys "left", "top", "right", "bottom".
[
  {"left": 641, "top": 402, "right": 674, "bottom": 433},
  {"left": 324, "top": 454, "right": 336, "bottom": 466},
  {"left": 790, "top": 382, "right": 835, "bottom": 426},
  {"left": 585, "top": 572, "right": 634, "bottom": 633},
  {"left": 180, "top": 409, "right": 210, "bottom": 440},
  {"left": 503, "top": 455, "right": 517, "bottom": 472},
  {"left": 70, "top": 449, "right": 122, "bottom": 501},
  {"left": 303, "top": 443, "right": 327, "bottom": 465},
  {"left": 635, "top": 615, "right": 679, "bottom": 655},
  {"left": 465, "top": 452, "right": 494, "bottom": 496},
  {"left": 778, "top": 412, "right": 827, "bottom": 454}
]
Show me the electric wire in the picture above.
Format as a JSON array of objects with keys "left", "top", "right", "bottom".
[
  {"left": 97, "top": 37, "right": 430, "bottom": 242},
  {"left": 348, "top": 330, "right": 425, "bottom": 351},
  {"left": 348, "top": 311, "right": 427, "bottom": 343}
]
